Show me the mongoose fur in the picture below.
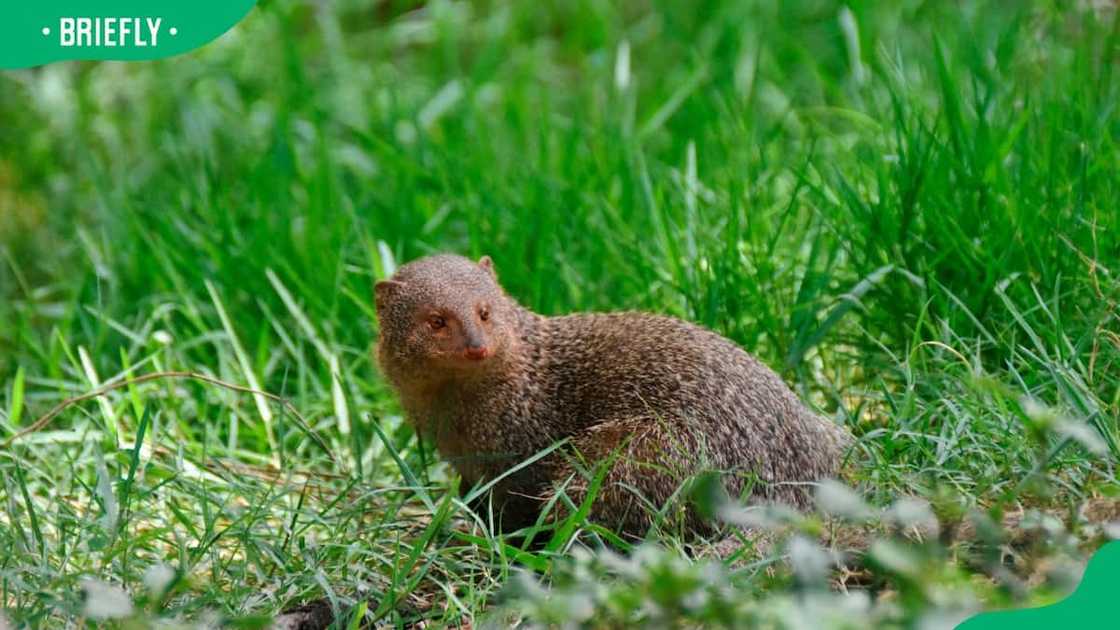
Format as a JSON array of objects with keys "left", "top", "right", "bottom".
[{"left": 375, "top": 254, "right": 851, "bottom": 538}]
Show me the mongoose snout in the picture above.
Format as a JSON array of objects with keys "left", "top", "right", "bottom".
[
  {"left": 463, "top": 345, "right": 490, "bottom": 361},
  {"left": 374, "top": 253, "right": 852, "bottom": 538}
]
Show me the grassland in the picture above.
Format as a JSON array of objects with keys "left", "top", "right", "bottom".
[{"left": 1, "top": 0, "right": 1118, "bottom": 627}]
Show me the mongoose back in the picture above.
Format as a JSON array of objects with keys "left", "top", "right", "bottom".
[{"left": 375, "top": 254, "right": 851, "bottom": 537}]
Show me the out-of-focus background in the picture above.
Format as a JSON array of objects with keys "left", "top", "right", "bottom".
[{"left": 1, "top": 0, "right": 1117, "bottom": 626}]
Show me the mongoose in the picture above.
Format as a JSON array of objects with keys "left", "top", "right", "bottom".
[{"left": 375, "top": 254, "right": 851, "bottom": 537}]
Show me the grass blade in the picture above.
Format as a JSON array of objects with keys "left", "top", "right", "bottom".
[{"left": 205, "top": 279, "right": 279, "bottom": 466}]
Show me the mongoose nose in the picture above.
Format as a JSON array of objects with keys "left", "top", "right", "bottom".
[{"left": 464, "top": 346, "right": 490, "bottom": 361}]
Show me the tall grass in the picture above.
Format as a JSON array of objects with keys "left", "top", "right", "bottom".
[{"left": 0, "top": 0, "right": 1117, "bottom": 626}]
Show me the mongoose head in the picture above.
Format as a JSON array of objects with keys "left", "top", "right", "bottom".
[{"left": 374, "top": 254, "right": 518, "bottom": 379}]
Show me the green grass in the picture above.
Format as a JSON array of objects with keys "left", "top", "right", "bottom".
[{"left": 1, "top": 0, "right": 1118, "bottom": 626}]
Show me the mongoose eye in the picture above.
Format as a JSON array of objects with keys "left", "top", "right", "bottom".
[
  {"left": 428, "top": 315, "right": 447, "bottom": 331},
  {"left": 479, "top": 306, "right": 490, "bottom": 322}
]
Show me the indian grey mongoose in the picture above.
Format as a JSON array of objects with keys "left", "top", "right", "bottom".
[{"left": 374, "top": 254, "right": 851, "bottom": 537}]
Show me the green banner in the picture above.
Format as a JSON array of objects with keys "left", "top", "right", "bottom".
[
  {"left": 2, "top": 1, "right": 257, "bottom": 69},
  {"left": 958, "top": 541, "right": 1120, "bottom": 629}
]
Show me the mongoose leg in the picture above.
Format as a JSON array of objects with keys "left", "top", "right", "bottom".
[{"left": 547, "top": 416, "right": 716, "bottom": 538}]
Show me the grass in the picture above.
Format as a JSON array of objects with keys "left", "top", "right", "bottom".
[{"left": 0, "top": 0, "right": 1118, "bottom": 626}]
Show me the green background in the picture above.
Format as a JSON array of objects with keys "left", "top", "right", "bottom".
[{"left": 0, "top": 0, "right": 1116, "bottom": 626}]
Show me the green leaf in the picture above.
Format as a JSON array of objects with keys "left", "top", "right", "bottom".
[{"left": 9, "top": 365, "right": 24, "bottom": 427}]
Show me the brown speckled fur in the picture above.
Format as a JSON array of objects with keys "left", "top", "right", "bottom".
[{"left": 375, "top": 254, "right": 851, "bottom": 538}]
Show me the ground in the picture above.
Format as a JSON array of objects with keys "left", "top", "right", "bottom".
[{"left": 0, "top": 0, "right": 1118, "bottom": 627}]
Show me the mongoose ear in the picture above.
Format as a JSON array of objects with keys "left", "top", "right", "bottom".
[
  {"left": 478, "top": 255, "right": 497, "bottom": 280},
  {"left": 374, "top": 280, "right": 406, "bottom": 311}
]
